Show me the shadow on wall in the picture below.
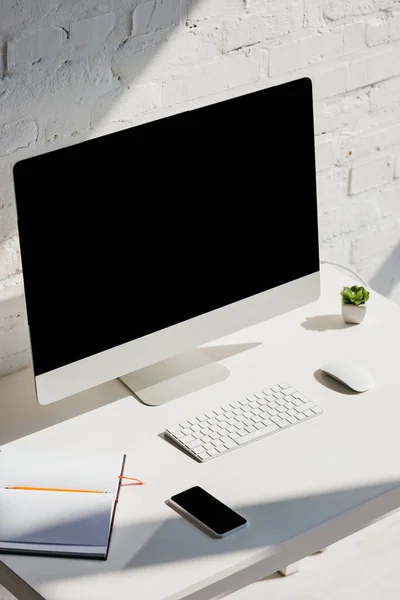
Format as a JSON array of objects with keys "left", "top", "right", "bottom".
[
  {"left": 369, "top": 244, "right": 400, "bottom": 300},
  {"left": 0, "top": 0, "right": 214, "bottom": 376}
]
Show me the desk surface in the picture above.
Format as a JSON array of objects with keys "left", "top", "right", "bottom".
[{"left": 1, "top": 265, "right": 400, "bottom": 600}]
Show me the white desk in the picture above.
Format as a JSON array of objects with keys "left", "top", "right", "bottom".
[{"left": 1, "top": 265, "right": 400, "bottom": 600}]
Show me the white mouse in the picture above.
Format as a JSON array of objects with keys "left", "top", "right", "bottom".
[{"left": 320, "top": 360, "right": 375, "bottom": 392}]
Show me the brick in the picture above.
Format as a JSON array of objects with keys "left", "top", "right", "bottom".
[
  {"left": 0, "top": 202, "right": 17, "bottom": 243},
  {"left": 316, "top": 167, "right": 349, "bottom": 206},
  {"left": 162, "top": 53, "right": 260, "bottom": 106},
  {"left": 370, "top": 76, "right": 400, "bottom": 110},
  {"left": 45, "top": 111, "right": 91, "bottom": 142},
  {"left": 319, "top": 201, "right": 380, "bottom": 241},
  {"left": 366, "top": 17, "right": 391, "bottom": 46},
  {"left": 315, "top": 137, "right": 336, "bottom": 171},
  {"left": 314, "top": 93, "right": 370, "bottom": 135},
  {"left": 0, "top": 236, "right": 20, "bottom": 280},
  {"left": 391, "top": 10, "right": 400, "bottom": 40},
  {"left": 313, "top": 63, "right": 348, "bottom": 99},
  {"left": 343, "top": 22, "right": 366, "bottom": 54},
  {"left": 396, "top": 154, "right": 400, "bottom": 177},
  {"left": 303, "top": 0, "right": 325, "bottom": 28},
  {"left": 348, "top": 46, "right": 400, "bottom": 90},
  {"left": 379, "top": 184, "right": 400, "bottom": 217},
  {"left": 0, "top": 0, "right": 30, "bottom": 33},
  {"left": 339, "top": 124, "right": 400, "bottom": 164},
  {"left": 269, "top": 29, "right": 343, "bottom": 77},
  {"left": 320, "top": 237, "right": 352, "bottom": 265},
  {"left": 325, "top": 0, "right": 397, "bottom": 21},
  {"left": 91, "top": 85, "right": 161, "bottom": 127},
  {"left": 70, "top": 13, "right": 116, "bottom": 46},
  {"left": 349, "top": 155, "right": 394, "bottom": 195},
  {"left": 220, "top": 14, "right": 275, "bottom": 53},
  {"left": 7, "top": 28, "right": 65, "bottom": 69},
  {"left": 113, "top": 30, "right": 221, "bottom": 84},
  {"left": 186, "top": 0, "right": 242, "bottom": 22},
  {"left": 0, "top": 121, "right": 37, "bottom": 157},
  {"left": 133, "top": 0, "right": 179, "bottom": 35},
  {"left": 351, "top": 220, "right": 400, "bottom": 263}
]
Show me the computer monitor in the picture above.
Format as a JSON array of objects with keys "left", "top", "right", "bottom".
[{"left": 13, "top": 77, "right": 320, "bottom": 406}]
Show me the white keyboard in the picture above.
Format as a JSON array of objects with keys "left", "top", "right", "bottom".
[{"left": 165, "top": 382, "right": 323, "bottom": 462}]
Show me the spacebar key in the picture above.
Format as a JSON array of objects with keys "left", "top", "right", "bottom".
[{"left": 237, "top": 425, "right": 279, "bottom": 445}]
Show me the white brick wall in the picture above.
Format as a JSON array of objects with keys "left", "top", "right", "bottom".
[{"left": 1, "top": 0, "right": 400, "bottom": 377}]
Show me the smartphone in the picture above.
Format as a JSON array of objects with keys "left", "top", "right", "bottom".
[{"left": 167, "top": 486, "right": 247, "bottom": 538}]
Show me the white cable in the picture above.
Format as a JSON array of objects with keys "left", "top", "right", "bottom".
[{"left": 320, "top": 259, "right": 370, "bottom": 288}]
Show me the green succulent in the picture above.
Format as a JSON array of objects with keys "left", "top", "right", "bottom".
[{"left": 341, "top": 285, "right": 370, "bottom": 305}]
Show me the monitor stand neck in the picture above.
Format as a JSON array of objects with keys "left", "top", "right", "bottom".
[{"left": 118, "top": 348, "right": 230, "bottom": 406}]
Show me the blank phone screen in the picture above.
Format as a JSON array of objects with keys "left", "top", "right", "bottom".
[{"left": 170, "top": 486, "right": 247, "bottom": 535}]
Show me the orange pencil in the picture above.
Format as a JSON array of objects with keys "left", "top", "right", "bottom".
[{"left": 5, "top": 486, "right": 106, "bottom": 494}]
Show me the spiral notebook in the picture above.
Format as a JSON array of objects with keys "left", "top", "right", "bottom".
[{"left": 0, "top": 449, "right": 125, "bottom": 559}]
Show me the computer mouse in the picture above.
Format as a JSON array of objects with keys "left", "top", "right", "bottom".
[{"left": 320, "top": 360, "right": 375, "bottom": 392}]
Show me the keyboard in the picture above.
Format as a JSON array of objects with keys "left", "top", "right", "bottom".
[{"left": 165, "top": 382, "right": 323, "bottom": 462}]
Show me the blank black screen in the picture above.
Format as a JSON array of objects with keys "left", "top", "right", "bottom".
[
  {"left": 171, "top": 486, "right": 246, "bottom": 535},
  {"left": 14, "top": 78, "right": 319, "bottom": 376}
]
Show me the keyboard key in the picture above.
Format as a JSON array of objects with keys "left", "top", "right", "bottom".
[
  {"left": 262, "top": 418, "right": 274, "bottom": 426},
  {"left": 303, "top": 409, "right": 314, "bottom": 417},
  {"left": 246, "top": 425, "right": 256, "bottom": 433},
  {"left": 201, "top": 435, "right": 211, "bottom": 443},
  {"left": 271, "top": 385, "right": 281, "bottom": 392},
  {"left": 202, "top": 427, "right": 212, "bottom": 435},
  {"left": 216, "top": 445, "right": 227, "bottom": 453},
  {"left": 167, "top": 425, "right": 180, "bottom": 433},
  {"left": 237, "top": 424, "right": 279, "bottom": 444},
  {"left": 207, "top": 418, "right": 218, "bottom": 425},
  {"left": 255, "top": 422, "right": 264, "bottom": 430},
  {"left": 203, "top": 442, "right": 213, "bottom": 450},
  {"left": 274, "top": 392, "right": 283, "bottom": 399},
  {"left": 225, "top": 440, "right": 238, "bottom": 449},
  {"left": 312, "top": 406, "right": 323, "bottom": 414},
  {"left": 206, "top": 412, "right": 216, "bottom": 418},
  {"left": 283, "top": 387, "right": 296, "bottom": 395},
  {"left": 297, "top": 402, "right": 315, "bottom": 413},
  {"left": 179, "top": 421, "right": 190, "bottom": 428},
  {"left": 181, "top": 435, "right": 195, "bottom": 444},
  {"left": 198, "top": 452, "right": 209, "bottom": 460},
  {"left": 279, "top": 411, "right": 290, "bottom": 420},
  {"left": 190, "top": 425, "right": 201, "bottom": 432},
  {"left": 208, "top": 448, "right": 219, "bottom": 457},
  {"left": 279, "top": 382, "right": 290, "bottom": 389},
  {"left": 197, "top": 414, "right": 207, "bottom": 422},
  {"left": 174, "top": 431, "right": 185, "bottom": 439},
  {"left": 182, "top": 428, "right": 192, "bottom": 435},
  {"left": 193, "top": 431, "right": 203, "bottom": 439},
  {"left": 210, "top": 432, "right": 219, "bottom": 440},
  {"left": 212, "top": 439, "right": 223, "bottom": 447},
  {"left": 229, "top": 432, "right": 240, "bottom": 440},
  {"left": 287, "top": 416, "right": 299, "bottom": 424},
  {"left": 187, "top": 439, "right": 203, "bottom": 449},
  {"left": 276, "top": 419, "right": 290, "bottom": 428}
]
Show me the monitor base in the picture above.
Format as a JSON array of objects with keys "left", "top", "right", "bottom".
[{"left": 118, "top": 348, "right": 230, "bottom": 406}]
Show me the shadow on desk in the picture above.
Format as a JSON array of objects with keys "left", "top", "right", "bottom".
[
  {"left": 2, "top": 479, "right": 399, "bottom": 599},
  {"left": 0, "top": 344, "right": 260, "bottom": 445}
]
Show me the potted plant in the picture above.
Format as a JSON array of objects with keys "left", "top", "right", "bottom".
[{"left": 341, "top": 285, "right": 370, "bottom": 324}]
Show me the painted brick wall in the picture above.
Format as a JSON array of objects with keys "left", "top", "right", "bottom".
[{"left": 1, "top": 0, "right": 400, "bottom": 377}]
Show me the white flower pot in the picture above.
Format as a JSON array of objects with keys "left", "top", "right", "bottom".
[{"left": 342, "top": 303, "right": 366, "bottom": 324}]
